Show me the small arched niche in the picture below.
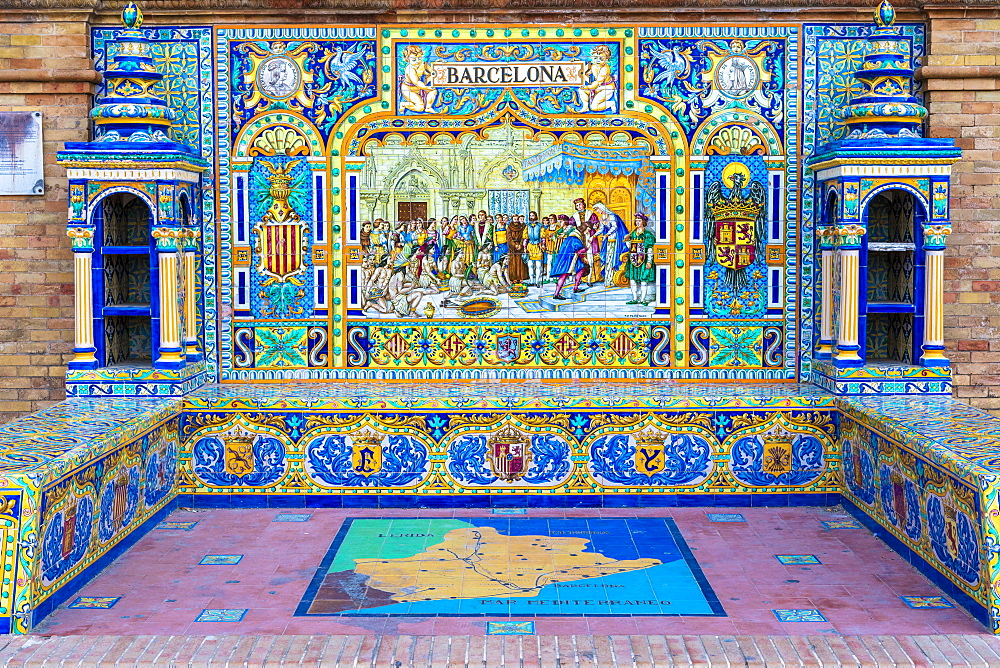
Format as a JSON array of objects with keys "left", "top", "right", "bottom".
[
  {"left": 862, "top": 188, "right": 926, "bottom": 366},
  {"left": 92, "top": 191, "right": 155, "bottom": 368}
]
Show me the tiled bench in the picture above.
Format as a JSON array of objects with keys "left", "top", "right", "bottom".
[{"left": 1, "top": 382, "right": 999, "bottom": 633}]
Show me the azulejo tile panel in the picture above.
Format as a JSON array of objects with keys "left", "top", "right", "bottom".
[
  {"left": 6, "top": 383, "right": 1000, "bottom": 634},
  {"left": 838, "top": 397, "right": 999, "bottom": 626},
  {"left": 211, "top": 24, "right": 802, "bottom": 381},
  {"left": 0, "top": 395, "right": 185, "bottom": 633},
  {"left": 36, "top": 418, "right": 180, "bottom": 608},
  {"left": 0, "top": 398, "right": 183, "bottom": 476},
  {"left": 295, "top": 517, "right": 725, "bottom": 617},
  {"left": 800, "top": 22, "right": 926, "bottom": 383},
  {"left": 179, "top": 402, "right": 838, "bottom": 495},
  {"left": 92, "top": 25, "right": 218, "bottom": 382}
]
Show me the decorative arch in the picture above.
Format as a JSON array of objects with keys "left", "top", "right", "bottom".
[
  {"left": 87, "top": 186, "right": 156, "bottom": 225},
  {"left": 860, "top": 182, "right": 929, "bottom": 218},
  {"left": 340, "top": 99, "right": 682, "bottom": 160},
  {"left": 383, "top": 149, "right": 447, "bottom": 192},
  {"left": 824, "top": 187, "right": 840, "bottom": 226},
  {"left": 177, "top": 190, "right": 192, "bottom": 226},
  {"left": 392, "top": 168, "right": 434, "bottom": 197},
  {"left": 233, "top": 112, "right": 325, "bottom": 159},
  {"left": 690, "top": 110, "right": 782, "bottom": 156},
  {"left": 480, "top": 149, "right": 524, "bottom": 184}
]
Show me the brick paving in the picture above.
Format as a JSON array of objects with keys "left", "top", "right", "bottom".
[
  {"left": 1, "top": 633, "right": 1000, "bottom": 665},
  {"left": 35, "top": 506, "right": 986, "bottom": 637},
  {"left": 20, "top": 506, "right": 1000, "bottom": 665}
]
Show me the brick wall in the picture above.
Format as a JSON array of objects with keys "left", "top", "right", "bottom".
[
  {"left": 923, "top": 10, "right": 1000, "bottom": 413},
  {"left": 1, "top": 5, "right": 999, "bottom": 423},
  {"left": 0, "top": 13, "right": 96, "bottom": 424}
]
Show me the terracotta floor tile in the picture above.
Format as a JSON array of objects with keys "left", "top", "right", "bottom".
[{"left": 36, "top": 507, "right": 990, "bottom": 638}]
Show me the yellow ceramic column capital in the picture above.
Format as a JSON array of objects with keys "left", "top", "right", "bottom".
[{"left": 921, "top": 223, "right": 950, "bottom": 367}]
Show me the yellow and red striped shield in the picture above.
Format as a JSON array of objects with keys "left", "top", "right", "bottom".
[{"left": 257, "top": 222, "right": 306, "bottom": 281}]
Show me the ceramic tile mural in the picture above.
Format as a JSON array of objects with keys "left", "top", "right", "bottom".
[
  {"left": 91, "top": 25, "right": 218, "bottom": 382},
  {"left": 838, "top": 397, "right": 1000, "bottom": 627},
  {"left": 77, "top": 19, "right": 936, "bottom": 387},
  {"left": 5, "top": 385, "right": 1000, "bottom": 632},
  {"left": 179, "top": 391, "right": 838, "bottom": 495},
  {"left": 0, "top": 410, "right": 182, "bottom": 633},
  {"left": 214, "top": 24, "right": 802, "bottom": 381},
  {"left": 295, "top": 517, "right": 725, "bottom": 617},
  {"left": 4, "top": 7, "right": 995, "bottom": 640},
  {"left": 800, "top": 22, "right": 925, "bottom": 383}
]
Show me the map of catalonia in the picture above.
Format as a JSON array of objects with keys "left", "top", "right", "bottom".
[{"left": 354, "top": 526, "right": 662, "bottom": 601}]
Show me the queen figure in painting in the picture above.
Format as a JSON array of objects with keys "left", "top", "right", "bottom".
[{"left": 592, "top": 202, "right": 630, "bottom": 288}]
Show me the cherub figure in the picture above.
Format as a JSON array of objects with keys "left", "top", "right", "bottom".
[
  {"left": 577, "top": 45, "right": 616, "bottom": 113},
  {"left": 400, "top": 45, "right": 438, "bottom": 113}
]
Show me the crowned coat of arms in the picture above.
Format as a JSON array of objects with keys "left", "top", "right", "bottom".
[
  {"left": 254, "top": 159, "right": 310, "bottom": 283},
  {"left": 704, "top": 161, "right": 767, "bottom": 289},
  {"left": 487, "top": 427, "right": 532, "bottom": 482}
]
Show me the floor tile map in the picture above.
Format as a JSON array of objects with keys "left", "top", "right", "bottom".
[{"left": 296, "top": 518, "right": 724, "bottom": 617}]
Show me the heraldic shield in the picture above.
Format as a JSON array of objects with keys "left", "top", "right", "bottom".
[
  {"left": 259, "top": 223, "right": 307, "bottom": 281},
  {"left": 254, "top": 159, "right": 310, "bottom": 283},
  {"left": 634, "top": 432, "right": 667, "bottom": 476},
  {"left": 496, "top": 334, "right": 521, "bottom": 363},
  {"left": 761, "top": 430, "right": 793, "bottom": 477},
  {"left": 487, "top": 427, "right": 532, "bottom": 482},
  {"left": 224, "top": 430, "right": 256, "bottom": 476},
  {"left": 704, "top": 161, "right": 767, "bottom": 288},
  {"left": 350, "top": 433, "right": 383, "bottom": 477}
]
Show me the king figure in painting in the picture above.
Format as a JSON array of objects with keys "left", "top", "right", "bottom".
[{"left": 625, "top": 213, "right": 656, "bottom": 305}]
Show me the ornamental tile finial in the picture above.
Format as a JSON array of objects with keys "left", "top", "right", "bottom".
[
  {"left": 92, "top": 2, "right": 179, "bottom": 143},
  {"left": 121, "top": 2, "right": 143, "bottom": 30},
  {"left": 874, "top": 0, "right": 895, "bottom": 29},
  {"left": 838, "top": 0, "right": 925, "bottom": 140}
]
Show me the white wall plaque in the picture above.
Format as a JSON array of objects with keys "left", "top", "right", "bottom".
[{"left": 0, "top": 111, "right": 44, "bottom": 195}]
